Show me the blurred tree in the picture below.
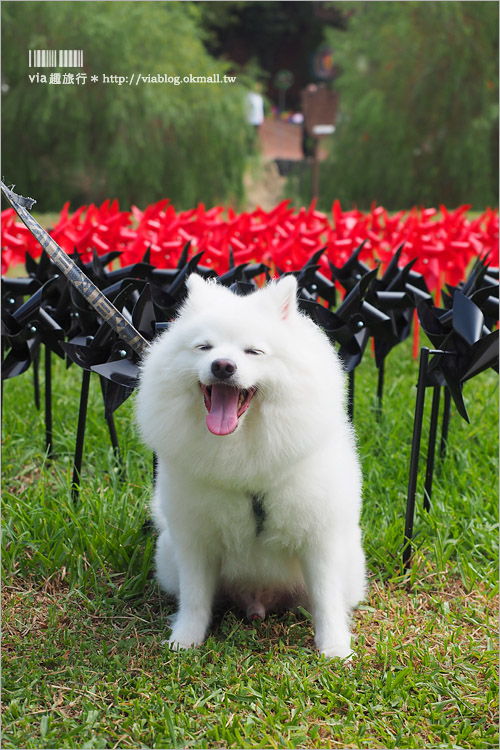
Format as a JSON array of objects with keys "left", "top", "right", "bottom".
[
  {"left": 197, "top": 1, "right": 349, "bottom": 108},
  {"left": 1, "top": 1, "right": 253, "bottom": 210},
  {"left": 313, "top": 1, "right": 499, "bottom": 209}
]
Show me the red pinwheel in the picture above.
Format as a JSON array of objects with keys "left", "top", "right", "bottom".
[{"left": 2, "top": 198, "right": 498, "bottom": 302}]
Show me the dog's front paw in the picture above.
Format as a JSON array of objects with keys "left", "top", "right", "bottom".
[
  {"left": 317, "top": 640, "right": 354, "bottom": 661},
  {"left": 167, "top": 622, "right": 206, "bottom": 650}
]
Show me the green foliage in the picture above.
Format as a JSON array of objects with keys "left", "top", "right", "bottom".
[
  {"left": 1, "top": 1, "right": 254, "bottom": 211},
  {"left": 197, "top": 1, "right": 348, "bottom": 110},
  {"left": 311, "top": 1, "right": 499, "bottom": 210}
]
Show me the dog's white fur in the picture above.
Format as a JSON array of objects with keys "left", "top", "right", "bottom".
[{"left": 136, "top": 274, "right": 366, "bottom": 659}]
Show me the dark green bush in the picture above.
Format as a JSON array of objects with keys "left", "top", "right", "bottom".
[{"left": 309, "top": 1, "right": 498, "bottom": 210}]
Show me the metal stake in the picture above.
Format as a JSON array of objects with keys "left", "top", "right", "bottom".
[
  {"left": 423, "top": 385, "right": 441, "bottom": 512},
  {"left": 376, "top": 359, "right": 385, "bottom": 419},
  {"left": 44, "top": 346, "right": 53, "bottom": 459},
  {"left": 71, "top": 369, "right": 91, "bottom": 501},
  {"left": 439, "top": 387, "right": 451, "bottom": 459},
  {"left": 348, "top": 370, "right": 355, "bottom": 421},
  {"left": 311, "top": 138, "right": 319, "bottom": 201},
  {"left": 99, "top": 377, "right": 122, "bottom": 470},
  {"left": 403, "top": 347, "right": 430, "bottom": 570},
  {"left": 33, "top": 350, "right": 41, "bottom": 410}
]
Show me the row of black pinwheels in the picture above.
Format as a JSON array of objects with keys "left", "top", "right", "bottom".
[{"left": 2, "top": 242, "right": 498, "bottom": 565}]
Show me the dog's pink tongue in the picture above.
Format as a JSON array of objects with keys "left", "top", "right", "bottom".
[{"left": 206, "top": 384, "right": 239, "bottom": 436}]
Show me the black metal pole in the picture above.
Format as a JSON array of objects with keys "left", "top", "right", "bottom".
[
  {"left": 376, "top": 358, "right": 385, "bottom": 419},
  {"left": 403, "top": 347, "right": 430, "bottom": 570},
  {"left": 71, "top": 369, "right": 91, "bottom": 501},
  {"left": 347, "top": 370, "right": 355, "bottom": 421},
  {"left": 312, "top": 138, "right": 319, "bottom": 202},
  {"left": 439, "top": 387, "right": 451, "bottom": 459},
  {"left": 106, "top": 413, "right": 121, "bottom": 461},
  {"left": 423, "top": 385, "right": 441, "bottom": 512},
  {"left": 33, "top": 349, "right": 41, "bottom": 411},
  {"left": 99, "top": 377, "right": 122, "bottom": 470},
  {"left": 44, "top": 346, "right": 53, "bottom": 459}
]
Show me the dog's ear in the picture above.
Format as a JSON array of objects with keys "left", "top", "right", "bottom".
[
  {"left": 270, "top": 275, "right": 298, "bottom": 321},
  {"left": 183, "top": 274, "right": 211, "bottom": 314},
  {"left": 184, "top": 274, "right": 223, "bottom": 313},
  {"left": 186, "top": 273, "right": 207, "bottom": 297}
]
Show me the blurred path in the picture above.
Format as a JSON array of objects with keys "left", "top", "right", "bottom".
[
  {"left": 243, "top": 117, "right": 329, "bottom": 210},
  {"left": 257, "top": 118, "right": 328, "bottom": 161},
  {"left": 244, "top": 119, "right": 307, "bottom": 211}
]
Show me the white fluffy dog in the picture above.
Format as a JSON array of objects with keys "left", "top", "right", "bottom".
[{"left": 136, "top": 274, "right": 366, "bottom": 659}]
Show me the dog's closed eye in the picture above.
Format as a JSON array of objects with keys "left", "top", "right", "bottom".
[
  {"left": 244, "top": 348, "right": 265, "bottom": 356},
  {"left": 196, "top": 343, "right": 213, "bottom": 351}
]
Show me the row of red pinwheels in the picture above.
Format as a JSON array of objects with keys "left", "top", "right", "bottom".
[{"left": 2, "top": 200, "right": 498, "bottom": 297}]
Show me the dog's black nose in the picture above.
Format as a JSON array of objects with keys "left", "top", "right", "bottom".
[{"left": 211, "top": 358, "right": 237, "bottom": 379}]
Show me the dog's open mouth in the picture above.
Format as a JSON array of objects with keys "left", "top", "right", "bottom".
[{"left": 200, "top": 383, "right": 256, "bottom": 436}]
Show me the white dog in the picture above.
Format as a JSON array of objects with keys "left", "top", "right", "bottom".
[{"left": 136, "top": 274, "right": 366, "bottom": 659}]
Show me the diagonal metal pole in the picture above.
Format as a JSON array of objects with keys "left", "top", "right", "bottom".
[{"left": 1, "top": 182, "right": 149, "bottom": 358}]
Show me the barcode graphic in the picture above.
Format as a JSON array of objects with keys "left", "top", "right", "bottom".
[{"left": 29, "top": 50, "right": 84, "bottom": 68}]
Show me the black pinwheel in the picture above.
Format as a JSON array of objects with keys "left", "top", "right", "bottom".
[
  {"left": 418, "top": 290, "right": 498, "bottom": 422},
  {"left": 2, "top": 277, "right": 64, "bottom": 379}
]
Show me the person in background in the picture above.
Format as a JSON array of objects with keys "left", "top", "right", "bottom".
[{"left": 246, "top": 83, "right": 264, "bottom": 135}]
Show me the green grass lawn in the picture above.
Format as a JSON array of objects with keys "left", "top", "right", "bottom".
[{"left": 2, "top": 338, "right": 498, "bottom": 749}]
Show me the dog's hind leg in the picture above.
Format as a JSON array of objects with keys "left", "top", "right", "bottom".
[
  {"left": 343, "top": 527, "right": 367, "bottom": 610},
  {"left": 155, "top": 527, "right": 180, "bottom": 596}
]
